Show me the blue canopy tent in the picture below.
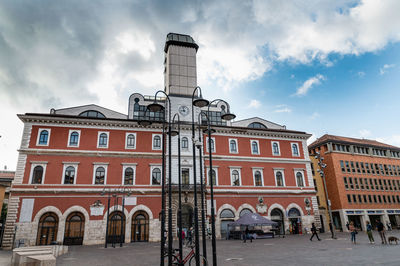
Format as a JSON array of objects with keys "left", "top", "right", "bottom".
[{"left": 227, "top": 213, "right": 278, "bottom": 239}]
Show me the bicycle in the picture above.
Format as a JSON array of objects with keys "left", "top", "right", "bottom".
[{"left": 163, "top": 245, "right": 208, "bottom": 265}]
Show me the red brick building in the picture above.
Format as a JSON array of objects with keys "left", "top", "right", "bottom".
[
  {"left": 2, "top": 33, "right": 317, "bottom": 249},
  {"left": 309, "top": 134, "right": 400, "bottom": 231}
]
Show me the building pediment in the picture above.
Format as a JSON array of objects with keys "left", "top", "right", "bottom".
[{"left": 51, "top": 104, "right": 127, "bottom": 119}]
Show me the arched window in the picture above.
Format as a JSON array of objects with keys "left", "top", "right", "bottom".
[
  {"left": 98, "top": 133, "right": 108, "bottom": 147},
  {"left": 276, "top": 171, "right": 284, "bottom": 187},
  {"left": 39, "top": 130, "right": 49, "bottom": 145},
  {"left": 32, "top": 166, "right": 44, "bottom": 184},
  {"left": 131, "top": 211, "right": 149, "bottom": 242},
  {"left": 288, "top": 208, "right": 301, "bottom": 217},
  {"left": 209, "top": 169, "right": 217, "bottom": 186},
  {"left": 248, "top": 122, "right": 267, "bottom": 129},
  {"left": 95, "top": 167, "right": 105, "bottom": 184},
  {"left": 64, "top": 166, "right": 75, "bottom": 184},
  {"left": 231, "top": 170, "right": 240, "bottom": 186},
  {"left": 239, "top": 208, "right": 253, "bottom": 217},
  {"left": 292, "top": 144, "right": 299, "bottom": 156},
  {"left": 79, "top": 110, "right": 106, "bottom": 118},
  {"left": 152, "top": 168, "right": 161, "bottom": 185},
  {"left": 273, "top": 142, "right": 280, "bottom": 155},
  {"left": 220, "top": 209, "right": 235, "bottom": 218},
  {"left": 126, "top": 134, "right": 135, "bottom": 148},
  {"left": 254, "top": 170, "right": 262, "bottom": 186},
  {"left": 36, "top": 212, "right": 58, "bottom": 245},
  {"left": 181, "top": 137, "right": 189, "bottom": 149},
  {"left": 124, "top": 167, "right": 134, "bottom": 185},
  {"left": 69, "top": 131, "right": 79, "bottom": 146},
  {"left": 252, "top": 141, "right": 259, "bottom": 154},
  {"left": 230, "top": 140, "right": 237, "bottom": 153},
  {"left": 296, "top": 172, "right": 304, "bottom": 187},
  {"left": 209, "top": 138, "right": 215, "bottom": 152},
  {"left": 153, "top": 135, "right": 161, "bottom": 149}
]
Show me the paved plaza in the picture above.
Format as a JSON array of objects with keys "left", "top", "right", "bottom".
[{"left": 2, "top": 231, "right": 400, "bottom": 265}]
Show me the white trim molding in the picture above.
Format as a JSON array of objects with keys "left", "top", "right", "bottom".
[
  {"left": 97, "top": 131, "right": 110, "bottom": 148},
  {"left": 274, "top": 169, "right": 286, "bottom": 187},
  {"left": 250, "top": 139, "right": 260, "bottom": 155},
  {"left": 152, "top": 134, "right": 162, "bottom": 150},
  {"left": 122, "top": 164, "right": 137, "bottom": 185},
  {"left": 125, "top": 132, "right": 137, "bottom": 149},
  {"left": 61, "top": 163, "right": 79, "bottom": 185},
  {"left": 252, "top": 168, "right": 264, "bottom": 187},
  {"left": 230, "top": 168, "right": 241, "bottom": 186},
  {"left": 36, "top": 128, "right": 51, "bottom": 146},
  {"left": 92, "top": 164, "right": 108, "bottom": 185},
  {"left": 271, "top": 141, "right": 281, "bottom": 156},
  {"left": 29, "top": 162, "right": 48, "bottom": 184},
  {"left": 291, "top": 142, "right": 300, "bottom": 157},
  {"left": 228, "top": 138, "right": 238, "bottom": 154},
  {"left": 67, "top": 129, "right": 81, "bottom": 148}
]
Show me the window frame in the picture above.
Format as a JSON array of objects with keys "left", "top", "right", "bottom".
[
  {"left": 152, "top": 134, "right": 162, "bottom": 150},
  {"left": 181, "top": 137, "right": 189, "bottom": 150},
  {"left": 150, "top": 165, "right": 162, "bottom": 185},
  {"left": 97, "top": 131, "right": 110, "bottom": 148},
  {"left": 230, "top": 168, "right": 241, "bottom": 186},
  {"left": 294, "top": 170, "right": 305, "bottom": 187},
  {"left": 36, "top": 128, "right": 51, "bottom": 146},
  {"left": 271, "top": 141, "right": 281, "bottom": 156},
  {"left": 206, "top": 137, "right": 216, "bottom": 153},
  {"left": 229, "top": 138, "right": 238, "bottom": 154},
  {"left": 29, "top": 162, "right": 47, "bottom": 184},
  {"left": 92, "top": 164, "right": 108, "bottom": 185},
  {"left": 61, "top": 163, "right": 78, "bottom": 185},
  {"left": 125, "top": 132, "right": 137, "bottom": 149},
  {"left": 252, "top": 168, "right": 264, "bottom": 186},
  {"left": 291, "top": 142, "right": 300, "bottom": 157},
  {"left": 274, "top": 169, "right": 286, "bottom": 187},
  {"left": 67, "top": 130, "right": 81, "bottom": 148},
  {"left": 207, "top": 167, "right": 219, "bottom": 186},
  {"left": 250, "top": 140, "right": 260, "bottom": 155},
  {"left": 121, "top": 163, "right": 137, "bottom": 185}
]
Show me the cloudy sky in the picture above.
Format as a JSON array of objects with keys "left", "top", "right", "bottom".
[{"left": 1, "top": 0, "right": 400, "bottom": 170}]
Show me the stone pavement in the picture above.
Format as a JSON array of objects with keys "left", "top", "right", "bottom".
[{"left": 1, "top": 231, "right": 399, "bottom": 265}]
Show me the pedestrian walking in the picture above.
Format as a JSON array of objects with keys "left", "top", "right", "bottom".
[
  {"left": 366, "top": 221, "right": 374, "bottom": 244},
  {"left": 310, "top": 223, "right": 321, "bottom": 241},
  {"left": 329, "top": 222, "right": 334, "bottom": 238},
  {"left": 349, "top": 221, "right": 358, "bottom": 244},
  {"left": 181, "top": 229, "right": 185, "bottom": 242},
  {"left": 376, "top": 220, "right": 387, "bottom": 244},
  {"left": 186, "top": 227, "right": 193, "bottom": 246},
  {"left": 242, "top": 228, "right": 247, "bottom": 243},
  {"left": 346, "top": 221, "right": 350, "bottom": 231}
]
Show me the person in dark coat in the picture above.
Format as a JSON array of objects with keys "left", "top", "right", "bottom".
[
  {"left": 243, "top": 226, "right": 252, "bottom": 243},
  {"left": 310, "top": 223, "right": 321, "bottom": 241}
]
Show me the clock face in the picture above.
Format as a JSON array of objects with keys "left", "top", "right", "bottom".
[{"left": 179, "top": 105, "right": 189, "bottom": 116}]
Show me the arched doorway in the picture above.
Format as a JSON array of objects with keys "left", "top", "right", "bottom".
[
  {"left": 220, "top": 209, "right": 235, "bottom": 239},
  {"left": 36, "top": 212, "right": 59, "bottom": 245},
  {"left": 107, "top": 211, "right": 125, "bottom": 244},
  {"left": 239, "top": 208, "right": 253, "bottom": 217},
  {"left": 270, "top": 209, "right": 284, "bottom": 235},
  {"left": 181, "top": 204, "right": 193, "bottom": 232},
  {"left": 63, "top": 212, "right": 85, "bottom": 245},
  {"left": 288, "top": 208, "right": 302, "bottom": 234},
  {"left": 131, "top": 211, "right": 149, "bottom": 242}
]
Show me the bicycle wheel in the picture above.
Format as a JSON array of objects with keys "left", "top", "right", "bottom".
[
  {"left": 163, "top": 254, "right": 179, "bottom": 265},
  {"left": 189, "top": 255, "right": 208, "bottom": 266}
]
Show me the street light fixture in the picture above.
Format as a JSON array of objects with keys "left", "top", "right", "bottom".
[
  {"left": 205, "top": 99, "right": 235, "bottom": 266},
  {"left": 315, "top": 151, "right": 336, "bottom": 239}
]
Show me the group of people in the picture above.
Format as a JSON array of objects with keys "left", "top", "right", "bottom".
[
  {"left": 348, "top": 220, "right": 388, "bottom": 244},
  {"left": 180, "top": 227, "right": 193, "bottom": 247}
]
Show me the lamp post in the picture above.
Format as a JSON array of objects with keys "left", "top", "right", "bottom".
[
  {"left": 144, "top": 91, "right": 173, "bottom": 266},
  {"left": 315, "top": 151, "right": 336, "bottom": 239},
  {"left": 170, "top": 114, "right": 183, "bottom": 262},
  {"left": 205, "top": 99, "right": 235, "bottom": 266},
  {"left": 191, "top": 87, "right": 209, "bottom": 266},
  {"left": 196, "top": 112, "right": 208, "bottom": 262}
]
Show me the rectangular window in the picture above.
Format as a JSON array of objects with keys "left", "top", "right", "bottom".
[
  {"left": 313, "top": 179, "right": 318, "bottom": 192},
  {"left": 383, "top": 179, "right": 388, "bottom": 190},
  {"left": 368, "top": 195, "right": 372, "bottom": 203},
  {"left": 364, "top": 178, "right": 369, "bottom": 190},
  {"left": 354, "top": 178, "right": 359, "bottom": 189},
  {"left": 374, "top": 179, "right": 378, "bottom": 190},
  {"left": 349, "top": 177, "right": 354, "bottom": 189},
  {"left": 182, "top": 168, "right": 190, "bottom": 185},
  {"left": 356, "top": 162, "right": 361, "bottom": 173},
  {"left": 373, "top": 195, "right": 377, "bottom": 203},
  {"left": 343, "top": 177, "right": 349, "bottom": 189},
  {"left": 345, "top": 161, "right": 351, "bottom": 173},
  {"left": 365, "top": 163, "right": 370, "bottom": 174},
  {"left": 397, "top": 166, "right": 400, "bottom": 176},
  {"left": 375, "top": 164, "right": 380, "bottom": 175},
  {"left": 383, "top": 195, "right": 387, "bottom": 203},
  {"left": 388, "top": 180, "right": 393, "bottom": 191},
  {"left": 379, "top": 164, "right": 384, "bottom": 175},
  {"left": 251, "top": 140, "right": 260, "bottom": 155},
  {"left": 384, "top": 165, "right": 389, "bottom": 175},
  {"left": 360, "top": 162, "right": 365, "bottom": 173},
  {"left": 152, "top": 134, "right": 162, "bottom": 150},
  {"left": 353, "top": 194, "right": 357, "bottom": 203},
  {"left": 340, "top": 160, "right": 345, "bottom": 172},
  {"left": 125, "top": 133, "right": 137, "bottom": 149},
  {"left": 378, "top": 195, "right": 382, "bottom": 203},
  {"left": 351, "top": 162, "right": 355, "bottom": 173},
  {"left": 371, "top": 164, "right": 375, "bottom": 174},
  {"left": 37, "top": 128, "right": 51, "bottom": 146},
  {"left": 393, "top": 180, "right": 397, "bottom": 191},
  {"left": 392, "top": 195, "right": 396, "bottom": 203},
  {"left": 388, "top": 165, "right": 393, "bottom": 175},
  {"left": 363, "top": 195, "right": 367, "bottom": 203},
  {"left": 97, "top": 132, "right": 109, "bottom": 148},
  {"left": 360, "top": 178, "right": 364, "bottom": 190},
  {"left": 388, "top": 195, "right": 392, "bottom": 203},
  {"left": 397, "top": 195, "right": 400, "bottom": 203},
  {"left": 231, "top": 169, "right": 241, "bottom": 186},
  {"left": 393, "top": 165, "right": 397, "bottom": 176},
  {"left": 358, "top": 194, "right": 362, "bottom": 203},
  {"left": 370, "top": 179, "right": 374, "bottom": 190},
  {"left": 67, "top": 130, "right": 81, "bottom": 147},
  {"left": 229, "top": 139, "right": 238, "bottom": 153},
  {"left": 347, "top": 194, "right": 352, "bottom": 203},
  {"left": 379, "top": 179, "right": 383, "bottom": 190},
  {"left": 272, "top": 141, "right": 280, "bottom": 156}
]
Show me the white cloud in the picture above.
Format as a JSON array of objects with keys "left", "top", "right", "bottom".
[
  {"left": 294, "top": 74, "right": 325, "bottom": 96},
  {"left": 274, "top": 104, "right": 292, "bottom": 113},
  {"left": 248, "top": 99, "right": 261, "bottom": 108},
  {"left": 379, "top": 64, "right": 395, "bottom": 75},
  {"left": 359, "top": 129, "right": 372, "bottom": 138},
  {"left": 310, "top": 112, "right": 320, "bottom": 120}
]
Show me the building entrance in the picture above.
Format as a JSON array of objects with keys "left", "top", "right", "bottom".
[
  {"left": 131, "top": 211, "right": 149, "bottom": 242},
  {"left": 181, "top": 204, "right": 193, "bottom": 232},
  {"left": 36, "top": 212, "right": 59, "bottom": 246},
  {"left": 388, "top": 215, "right": 399, "bottom": 229},
  {"left": 63, "top": 212, "right": 85, "bottom": 245},
  {"left": 107, "top": 211, "right": 125, "bottom": 244},
  {"left": 288, "top": 208, "right": 301, "bottom": 234},
  {"left": 369, "top": 215, "right": 382, "bottom": 230},
  {"left": 270, "top": 209, "right": 284, "bottom": 235},
  {"left": 347, "top": 215, "right": 362, "bottom": 231}
]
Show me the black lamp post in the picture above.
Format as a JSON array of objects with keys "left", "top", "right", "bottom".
[
  {"left": 191, "top": 87, "right": 209, "bottom": 266},
  {"left": 170, "top": 114, "right": 183, "bottom": 262},
  {"left": 205, "top": 99, "right": 236, "bottom": 266},
  {"left": 145, "top": 91, "right": 173, "bottom": 266}
]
